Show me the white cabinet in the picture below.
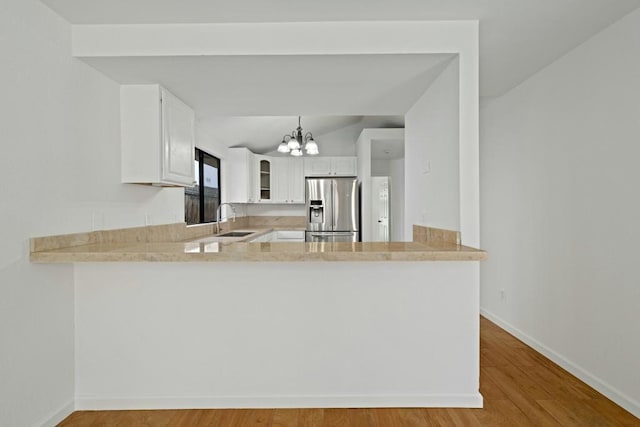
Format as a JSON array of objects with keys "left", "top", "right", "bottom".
[
  {"left": 249, "top": 230, "right": 304, "bottom": 242},
  {"left": 304, "top": 157, "right": 357, "bottom": 177},
  {"left": 273, "top": 158, "right": 304, "bottom": 204},
  {"left": 289, "top": 158, "right": 305, "bottom": 203},
  {"left": 121, "top": 85, "right": 195, "bottom": 186},
  {"left": 224, "top": 147, "right": 258, "bottom": 203},
  {"left": 275, "top": 230, "right": 305, "bottom": 241},
  {"left": 256, "top": 156, "right": 273, "bottom": 203},
  {"left": 304, "top": 157, "right": 332, "bottom": 176},
  {"left": 331, "top": 157, "right": 358, "bottom": 176},
  {"left": 250, "top": 232, "right": 274, "bottom": 243},
  {"left": 224, "top": 150, "right": 304, "bottom": 204}
]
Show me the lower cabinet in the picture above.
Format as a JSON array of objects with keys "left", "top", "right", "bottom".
[
  {"left": 275, "top": 230, "right": 305, "bottom": 241},
  {"left": 250, "top": 230, "right": 305, "bottom": 242},
  {"left": 249, "top": 233, "right": 273, "bottom": 243}
]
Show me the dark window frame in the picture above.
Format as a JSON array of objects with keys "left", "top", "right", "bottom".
[{"left": 185, "top": 148, "right": 221, "bottom": 225}]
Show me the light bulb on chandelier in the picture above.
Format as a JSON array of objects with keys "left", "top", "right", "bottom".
[{"left": 278, "top": 116, "right": 319, "bottom": 157}]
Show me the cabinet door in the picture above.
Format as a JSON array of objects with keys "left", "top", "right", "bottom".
[
  {"left": 331, "top": 157, "right": 357, "bottom": 176},
  {"left": 247, "top": 152, "right": 258, "bottom": 203},
  {"left": 288, "top": 158, "right": 305, "bottom": 203},
  {"left": 256, "top": 156, "right": 272, "bottom": 202},
  {"left": 224, "top": 148, "right": 255, "bottom": 203},
  {"left": 160, "top": 88, "right": 195, "bottom": 185},
  {"left": 304, "top": 157, "right": 332, "bottom": 176},
  {"left": 271, "top": 158, "right": 289, "bottom": 203},
  {"left": 276, "top": 230, "right": 305, "bottom": 241}
]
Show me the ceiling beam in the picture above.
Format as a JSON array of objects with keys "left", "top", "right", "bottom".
[{"left": 72, "top": 21, "right": 477, "bottom": 57}]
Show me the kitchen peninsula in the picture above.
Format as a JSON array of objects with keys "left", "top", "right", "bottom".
[
  {"left": 31, "top": 220, "right": 485, "bottom": 410},
  {"left": 30, "top": 224, "right": 485, "bottom": 263}
]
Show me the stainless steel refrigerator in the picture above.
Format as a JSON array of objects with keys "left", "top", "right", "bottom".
[{"left": 305, "top": 177, "right": 360, "bottom": 242}]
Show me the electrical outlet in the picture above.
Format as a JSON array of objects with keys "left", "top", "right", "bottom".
[{"left": 500, "top": 289, "right": 506, "bottom": 300}]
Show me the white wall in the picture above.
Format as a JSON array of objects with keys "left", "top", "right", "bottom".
[
  {"left": 405, "top": 58, "right": 460, "bottom": 239},
  {"left": 196, "top": 119, "right": 229, "bottom": 164},
  {"left": 291, "top": 120, "right": 358, "bottom": 157},
  {"left": 371, "top": 159, "right": 390, "bottom": 176},
  {"left": 0, "top": 1, "right": 184, "bottom": 425},
  {"left": 480, "top": 8, "right": 640, "bottom": 417},
  {"left": 74, "top": 262, "right": 481, "bottom": 409},
  {"left": 389, "top": 159, "right": 405, "bottom": 242}
]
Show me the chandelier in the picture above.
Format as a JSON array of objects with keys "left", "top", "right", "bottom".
[{"left": 277, "top": 116, "right": 319, "bottom": 157}]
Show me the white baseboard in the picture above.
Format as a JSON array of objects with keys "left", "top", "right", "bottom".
[
  {"left": 37, "top": 399, "right": 74, "bottom": 427},
  {"left": 480, "top": 308, "right": 640, "bottom": 418},
  {"left": 75, "top": 393, "right": 483, "bottom": 410}
]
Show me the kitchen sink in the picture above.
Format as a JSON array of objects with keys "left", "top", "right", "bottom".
[{"left": 217, "top": 231, "right": 254, "bottom": 237}]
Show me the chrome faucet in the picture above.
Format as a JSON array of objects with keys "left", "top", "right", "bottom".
[{"left": 216, "top": 203, "right": 237, "bottom": 235}]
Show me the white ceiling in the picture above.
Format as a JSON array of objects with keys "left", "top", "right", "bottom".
[
  {"left": 42, "top": 0, "right": 640, "bottom": 97},
  {"left": 83, "top": 54, "right": 454, "bottom": 116},
  {"left": 205, "top": 116, "right": 404, "bottom": 156},
  {"left": 40, "top": 0, "right": 640, "bottom": 153},
  {"left": 81, "top": 53, "right": 445, "bottom": 153},
  {"left": 371, "top": 139, "right": 405, "bottom": 160}
]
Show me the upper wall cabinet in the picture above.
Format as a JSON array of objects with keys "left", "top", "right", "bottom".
[
  {"left": 304, "top": 156, "right": 357, "bottom": 177},
  {"left": 256, "top": 156, "right": 272, "bottom": 202},
  {"left": 272, "top": 157, "right": 304, "bottom": 204},
  {"left": 121, "top": 85, "right": 195, "bottom": 186},
  {"left": 224, "top": 147, "right": 258, "bottom": 203}
]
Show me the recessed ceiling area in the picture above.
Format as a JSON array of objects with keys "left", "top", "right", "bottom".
[
  {"left": 82, "top": 53, "right": 445, "bottom": 153},
  {"left": 203, "top": 116, "right": 404, "bottom": 156},
  {"left": 41, "top": 0, "right": 640, "bottom": 96},
  {"left": 82, "top": 54, "right": 454, "bottom": 117}
]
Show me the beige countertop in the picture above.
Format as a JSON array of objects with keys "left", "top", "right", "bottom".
[{"left": 29, "top": 222, "right": 486, "bottom": 263}]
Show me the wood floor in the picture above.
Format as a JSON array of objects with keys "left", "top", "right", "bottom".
[{"left": 58, "top": 317, "right": 639, "bottom": 426}]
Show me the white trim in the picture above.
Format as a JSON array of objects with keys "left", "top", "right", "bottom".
[
  {"left": 37, "top": 399, "right": 74, "bottom": 427},
  {"left": 480, "top": 308, "right": 640, "bottom": 418},
  {"left": 72, "top": 21, "right": 478, "bottom": 57},
  {"left": 75, "top": 393, "right": 483, "bottom": 411}
]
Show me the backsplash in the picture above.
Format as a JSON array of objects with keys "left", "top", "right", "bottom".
[
  {"left": 413, "top": 225, "right": 461, "bottom": 245},
  {"left": 30, "top": 217, "right": 306, "bottom": 253}
]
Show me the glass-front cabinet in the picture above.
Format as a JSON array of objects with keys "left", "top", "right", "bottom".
[{"left": 258, "top": 158, "right": 271, "bottom": 202}]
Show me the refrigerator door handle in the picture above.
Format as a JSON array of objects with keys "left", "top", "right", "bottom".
[{"left": 332, "top": 179, "right": 337, "bottom": 230}]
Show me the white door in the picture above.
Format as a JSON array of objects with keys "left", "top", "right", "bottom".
[{"left": 371, "top": 177, "right": 390, "bottom": 242}]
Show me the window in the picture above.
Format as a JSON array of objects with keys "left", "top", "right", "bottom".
[{"left": 185, "top": 149, "right": 221, "bottom": 225}]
